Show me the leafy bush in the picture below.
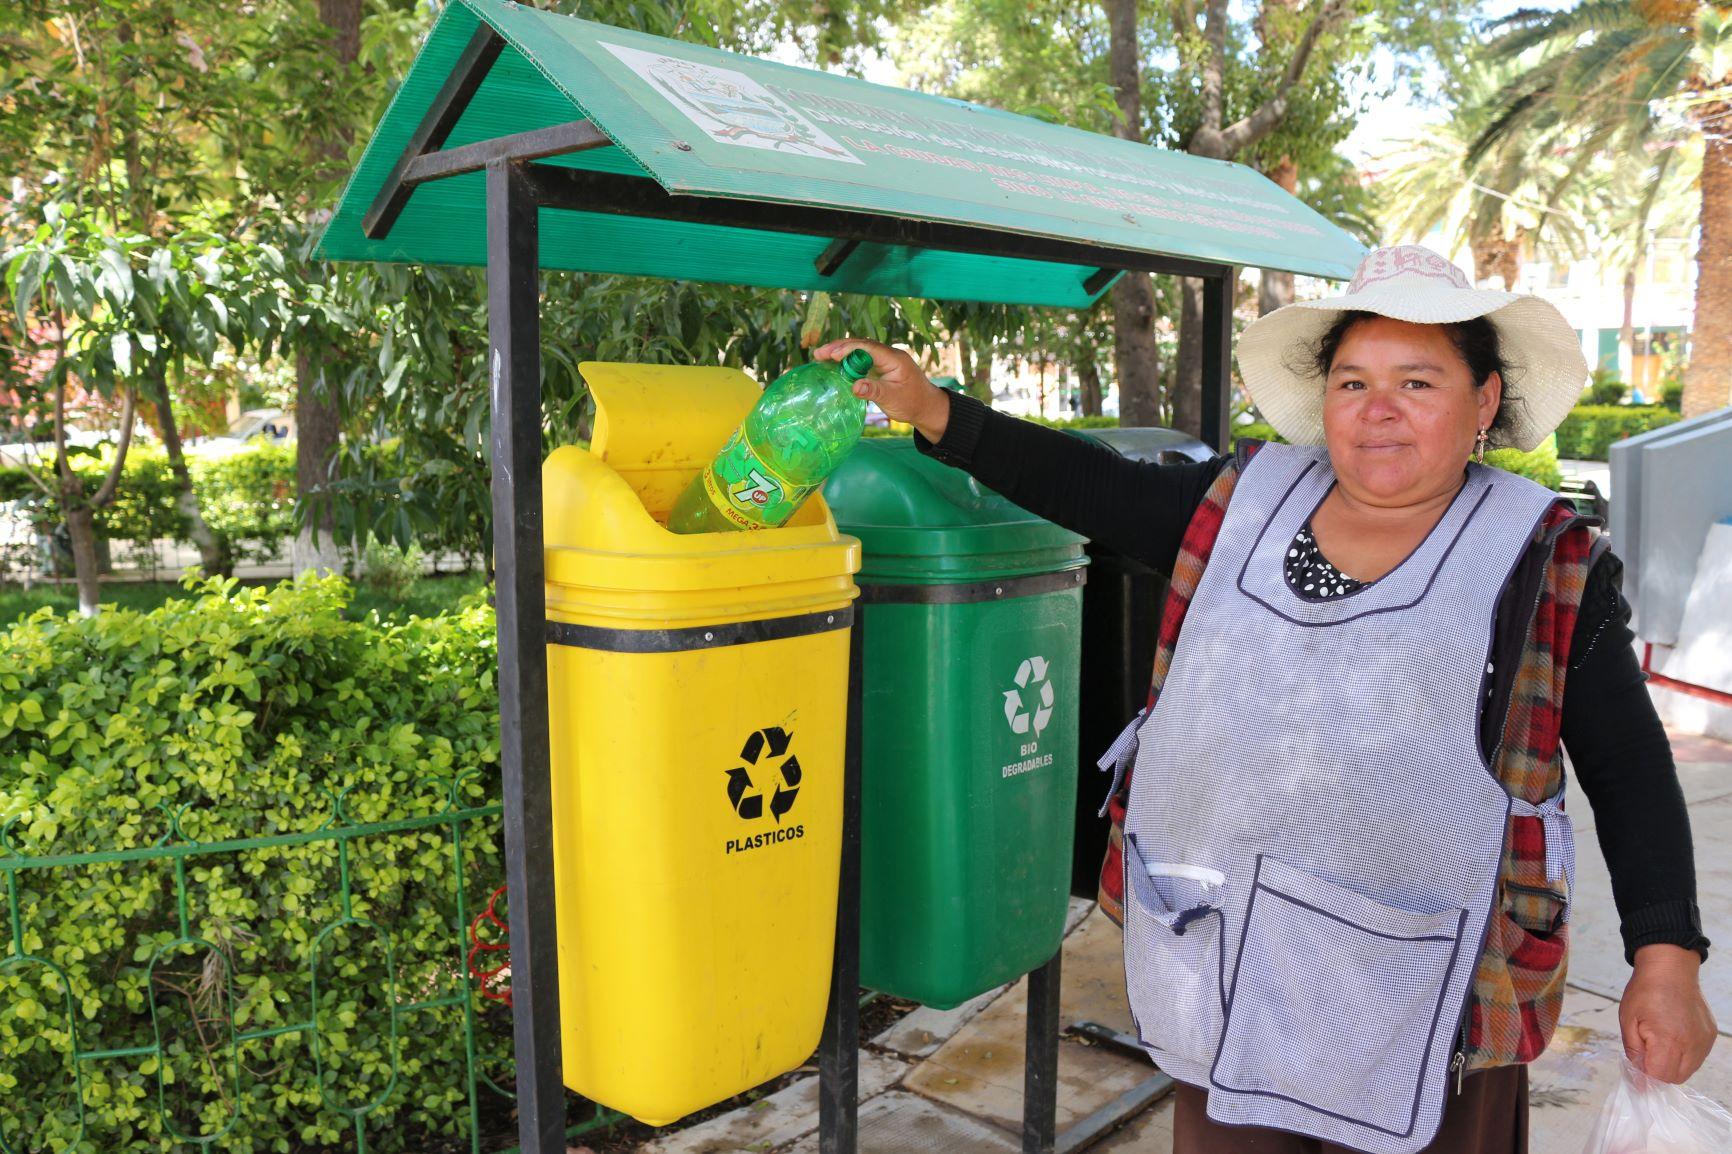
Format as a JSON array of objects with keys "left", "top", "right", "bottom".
[
  {"left": 1555, "top": 405, "right": 1680, "bottom": 461},
  {"left": 1230, "top": 421, "right": 1560, "bottom": 488},
  {"left": 1026, "top": 414, "right": 1121, "bottom": 430},
  {"left": 0, "top": 577, "right": 508, "bottom": 1152},
  {"left": 1485, "top": 433, "right": 1562, "bottom": 490},
  {"left": 1660, "top": 378, "right": 1685, "bottom": 412},
  {"left": 194, "top": 444, "right": 299, "bottom": 559},
  {"left": 1585, "top": 367, "right": 1626, "bottom": 406},
  {"left": 1231, "top": 420, "right": 1283, "bottom": 447},
  {"left": 0, "top": 444, "right": 299, "bottom": 566},
  {"left": 362, "top": 539, "right": 426, "bottom": 598}
]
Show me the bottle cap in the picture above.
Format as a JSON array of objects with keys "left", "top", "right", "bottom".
[{"left": 840, "top": 349, "right": 876, "bottom": 381}]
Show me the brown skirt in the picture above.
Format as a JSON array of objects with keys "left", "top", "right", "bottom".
[{"left": 1171, "top": 1066, "right": 1528, "bottom": 1154}]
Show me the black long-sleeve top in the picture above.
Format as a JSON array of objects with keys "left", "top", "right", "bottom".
[{"left": 915, "top": 390, "right": 1708, "bottom": 964}]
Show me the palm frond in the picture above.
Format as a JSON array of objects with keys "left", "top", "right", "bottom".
[{"left": 1484, "top": 0, "right": 1646, "bottom": 63}]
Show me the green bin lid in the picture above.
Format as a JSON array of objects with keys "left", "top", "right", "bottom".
[{"left": 823, "top": 439, "right": 1085, "bottom": 584}]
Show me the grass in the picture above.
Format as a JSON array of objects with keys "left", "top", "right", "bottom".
[{"left": 0, "top": 571, "right": 490, "bottom": 626}]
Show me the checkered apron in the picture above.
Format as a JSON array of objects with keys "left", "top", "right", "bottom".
[{"left": 1115, "top": 442, "right": 1561, "bottom": 1154}]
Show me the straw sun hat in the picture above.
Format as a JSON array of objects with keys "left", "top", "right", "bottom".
[{"left": 1236, "top": 245, "right": 1589, "bottom": 454}]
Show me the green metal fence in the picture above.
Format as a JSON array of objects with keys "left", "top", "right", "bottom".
[{"left": 0, "top": 771, "right": 619, "bottom": 1153}]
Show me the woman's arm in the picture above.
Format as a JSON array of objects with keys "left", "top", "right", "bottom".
[
  {"left": 1563, "top": 552, "right": 1708, "bottom": 962},
  {"left": 1564, "top": 549, "right": 1717, "bottom": 1082},
  {"left": 815, "top": 339, "right": 1227, "bottom": 572}
]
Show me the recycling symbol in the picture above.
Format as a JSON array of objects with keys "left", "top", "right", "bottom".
[
  {"left": 725, "top": 726, "right": 801, "bottom": 822},
  {"left": 1003, "top": 656, "right": 1055, "bottom": 737}
]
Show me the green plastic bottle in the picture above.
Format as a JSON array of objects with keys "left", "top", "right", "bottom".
[{"left": 668, "top": 350, "right": 876, "bottom": 534}]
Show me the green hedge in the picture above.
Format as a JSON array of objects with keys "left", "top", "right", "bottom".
[
  {"left": 1554, "top": 405, "right": 1679, "bottom": 461},
  {"left": 1230, "top": 422, "right": 1562, "bottom": 489},
  {"left": 0, "top": 577, "right": 507, "bottom": 1152},
  {"left": 0, "top": 445, "right": 298, "bottom": 563}
]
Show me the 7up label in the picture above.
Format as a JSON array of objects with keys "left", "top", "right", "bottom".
[
  {"left": 1000, "top": 655, "right": 1057, "bottom": 780},
  {"left": 699, "top": 428, "right": 816, "bottom": 530}
]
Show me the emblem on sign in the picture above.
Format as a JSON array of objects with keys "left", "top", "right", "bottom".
[{"left": 601, "top": 41, "right": 862, "bottom": 164}]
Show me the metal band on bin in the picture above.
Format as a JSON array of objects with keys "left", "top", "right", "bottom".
[
  {"left": 545, "top": 605, "right": 854, "bottom": 653},
  {"left": 857, "top": 566, "right": 1087, "bottom": 605}
]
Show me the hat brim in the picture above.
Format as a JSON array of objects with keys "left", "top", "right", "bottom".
[{"left": 1236, "top": 286, "right": 1589, "bottom": 454}]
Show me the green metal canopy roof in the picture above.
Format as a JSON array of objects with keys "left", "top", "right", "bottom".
[{"left": 318, "top": 0, "right": 1365, "bottom": 306}]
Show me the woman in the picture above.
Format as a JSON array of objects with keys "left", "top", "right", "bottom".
[{"left": 816, "top": 246, "right": 1714, "bottom": 1154}]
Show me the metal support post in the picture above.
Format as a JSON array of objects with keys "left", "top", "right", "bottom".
[
  {"left": 487, "top": 158, "right": 567, "bottom": 1154},
  {"left": 1199, "top": 268, "right": 1237, "bottom": 454},
  {"left": 1023, "top": 948, "right": 1063, "bottom": 1153},
  {"left": 818, "top": 615, "right": 864, "bottom": 1154}
]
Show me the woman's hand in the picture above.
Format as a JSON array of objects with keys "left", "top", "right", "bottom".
[
  {"left": 814, "top": 339, "right": 951, "bottom": 444},
  {"left": 1620, "top": 943, "right": 1717, "bottom": 1082}
]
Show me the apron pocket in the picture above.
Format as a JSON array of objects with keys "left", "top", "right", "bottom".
[
  {"left": 1122, "top": 832, "right": 1225, "bottom": 1064},
  {"left": 1210, "top": 855, "right": 1469, "bottom": 1139}
]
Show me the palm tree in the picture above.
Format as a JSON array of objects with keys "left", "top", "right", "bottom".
[
  {"left": 1471, "top": 2, "right": 1732, "bottom": 417},
  {"left": 1379, "top": 53, "right": 1614, "bottom": 286}
]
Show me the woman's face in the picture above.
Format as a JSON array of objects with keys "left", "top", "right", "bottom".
[{"left": 1321, "top": 316, "right": 1503, "bottom": 507}]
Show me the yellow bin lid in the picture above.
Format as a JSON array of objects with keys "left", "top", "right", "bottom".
[{"left": 543, "top": 362, "right": 861, "bottom": 602}]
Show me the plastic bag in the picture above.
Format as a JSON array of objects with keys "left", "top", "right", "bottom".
[{"left": 1583, "top": 1059, "right": 1732, "bottom": 1153}]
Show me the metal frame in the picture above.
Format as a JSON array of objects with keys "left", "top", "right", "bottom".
[{"left": 373, "top": 38, "right": 1240, "bottom": 1153}]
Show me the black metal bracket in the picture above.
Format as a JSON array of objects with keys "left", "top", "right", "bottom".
[
  {"left": 524, "top": 163, "right": 1233, "bottom": 283},
  {"left": 1199, "top": 268, "right": 1237, "bottom": 453},
  {"left": 364, "top": 24, "right": 505, "bottom": 239},
  {"left": 1081, "top": 268, "right": 1118, "bottom": 297},
  {"left": 815, "top": 237, "right": 861, "bottom": 277},
  {"left": 405, "top": 120, "right": 612, "bottom": 187}
]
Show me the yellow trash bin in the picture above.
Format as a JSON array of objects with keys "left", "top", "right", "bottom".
[{"left": 543, "top": 362, "right": 860, "bottom": 1126}]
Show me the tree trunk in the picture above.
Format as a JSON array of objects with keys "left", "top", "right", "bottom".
[
  {"left": 65, "top": 503, "right": 102, "bottom": 618},
  {"left": 1112, "top": 279, "right": 1163, "bottom": 425},
  {"left": 295, "top": 352, "right": 345, "bottom": 575},
  {"left": 1682, "top": 100, "right": 1732, "bottom": 419},
  {"left": 1077, "top": 342, "right": 1104, "bottom": 417},
  {"left": 957, "top": 332, "right": 993, "bottom": 404},
  {"left": 1259, "top": 156, "right": 1298, "bottom": 316},
  {"left": 1104, "top": 0, "right": 1164, "bottom": 426},
  {"left": 1172, "top": 277, "right": 1206, "bottom": 438},
  {"left": 1620, "top": 267, "right": 1636, "bottom": 390},
  {"left": 148, "top": 363, "right": 231, "bottom": 576},
  {"left": 295, "top": 0, "right": 365, "bottom": 577}
]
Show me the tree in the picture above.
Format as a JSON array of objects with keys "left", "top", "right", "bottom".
[
  {"left": 1472, "top": 1, "right": 1732, "bottom": 417},
  {"left": 2, "top": 1, "right": 294, "bottom": 577},
  {"left": 1162, "top": 0, "right": 1350, "bottom": 436},
  {"left": 1378, "top": 55, "right": 1604, "bottom": 290},
  {"left": 1104, "top": 0, "right": 1164, "bottom": 425}
]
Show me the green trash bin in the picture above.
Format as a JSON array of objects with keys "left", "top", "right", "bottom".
[{"left": 824, "top": 439, "right": 1087, "bottom": 1009}]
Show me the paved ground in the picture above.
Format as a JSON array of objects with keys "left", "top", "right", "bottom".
[{"left": 635, "top": 725, "right": 1732, "bottom": 1153}]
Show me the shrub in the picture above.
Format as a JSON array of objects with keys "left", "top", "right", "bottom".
[
  {"left": 1229, "top": 422, "right": 1560, "bottom": 488},
  {"left": 1485, "top": 433, "right": 1562, "bottom": 490},
  {"left": 192, "top": 444, "right": 298, "bottom": 559},
  {"left": 1232, "top": 420, "right": 1283, "bottom": 447},
  {"left": 1660, "top": 378, "right": 1685, "bottom": 412},
  {"left": 1555, "top": 404, "right": 1680, "bottom": 461},
  {"left": 362, "top": 539, "right": 427, "bottom": 598},
  {"left": 0, "top": 444, "right": 301, "bottom": 567},
  {"left": 0, "top": 577, "right": 509, "bottom": 1152},
  {"left": 1585, "top": 368, "right": 1626, "bottom": 406}
]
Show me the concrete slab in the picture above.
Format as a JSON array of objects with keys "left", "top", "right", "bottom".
[
  {"left": 1087, "top": 1091, "right": 1175, "bottom": 1152},
  {"left": 1562, "top": 734, "right": 1732, "bottom": 1025},
  {"left": 904, "top": 908, "right": 1156, "bottom": 1134},
  {"left": 778, "top": 1091, "right": 1019, "bottom": 1154},
  {"left": 1528, "top": 988, "right": 1732, "bottom": 1154},
  {"left": 640, "top": 1052, "right": 909, "bottom": 1154}
]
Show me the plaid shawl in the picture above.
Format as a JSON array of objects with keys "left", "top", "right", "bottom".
[{"left": 1097, "top": 445, "right": 1596, "bottom": 1071}]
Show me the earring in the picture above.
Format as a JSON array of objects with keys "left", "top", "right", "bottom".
[{"left": 1475, "top": 427, "right": 1489, "bottom": 465}]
